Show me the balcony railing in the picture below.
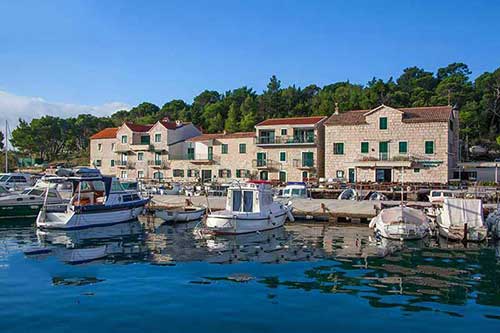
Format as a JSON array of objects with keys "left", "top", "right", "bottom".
[
  {"left": 169, "top": 153, "right": 218, "bottom": 163},
  {"left": 255, "top": 135, "right": 317, "bottom": 145},
  {"left": 115, "top": 160, "right": 135, "bottom": 169},
  {"left": 252, "top": 159, "right": 280, "bottom": 170},
  {"left": 114, "top": 143, "right": 131, "bottom": 152},
  {"left": 379, "top": 152, "right": 389, "bottom": 161},
  {"left": 292, "top": 159, "right": 315, "bottom": 169},
  {"left": 147, "top": 160, "right": 170, "bottom": 169}
]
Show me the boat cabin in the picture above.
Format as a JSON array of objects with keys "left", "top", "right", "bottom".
[
  {"left": 226, "top": 181, "right": 274, "bottom": 213},
  {"left": 428, "top": 190, "right": 458, "bottom": 203},
  {"left": 281, "top": 182, "right": 308, "bottom": 198},
  {"left": 69, "top": 176, "right": 134, "bottom": 207}
]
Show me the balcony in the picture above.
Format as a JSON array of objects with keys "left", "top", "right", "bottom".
[
  {"left": 130, "top": 144, "right": 153, "bottom": 151},
  {"left": 115, "top": 161, "right": 135, "bottom": 169},
  {"left": 147, "top": 160, "right": 170, "bottom": 169},
  {"left": 169, "top": 153, "right": 217, "bottom": 164},
  {"left": 114, "top": 143, "right": 131, "bottom": 152},
  {"left": 292, "top": 159, "right": 315, "bottom": 170},
  {"left": 255, "top": 135, "right": 317, "bottom": 146},
  {"left": 252, "top": 159, "right": 280, "bottom": 170}
]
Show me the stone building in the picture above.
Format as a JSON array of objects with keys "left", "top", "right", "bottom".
[
  {"left": 90, "top": 118, "right": 201, "bottom": 179},
  {"left": 324, "top": 105, "right": 459, "bottom": 184},
  {"left": 254, "top": 116, "right": 327, "bottom": 182},
  {"left": 168, "top": 132, "right": 257, "bottom": 182}
]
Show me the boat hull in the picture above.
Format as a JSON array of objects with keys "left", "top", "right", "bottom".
[
  {"left": 205, "top": 211, "right": 288, "bottom": 235},
  {"left": 369, "top": 206, "right": 430, "bottom": 241},
  {"left": 37, "top": 206, "right": 145, "bottom": 230},
  {"left": 155, "top": 207, "right": 206, "bottom": 222},
  {"left": 0, "top": 203, "right": 42, "bottom": 219},
  {"left": 436, "top": 222, "right": 488, "bottom": 242}
]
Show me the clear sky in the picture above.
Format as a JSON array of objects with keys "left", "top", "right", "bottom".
[{"left": 0, "top": 0, "right": 499, "bottom": 122}]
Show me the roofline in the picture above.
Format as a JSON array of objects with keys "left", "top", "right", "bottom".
[{"left": 255, "top": 116, "right": 327, "bottom": 127}]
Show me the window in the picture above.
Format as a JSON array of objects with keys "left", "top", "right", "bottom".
[
  {"left": 111, "top": 143, "right": 115, "bottom": 150},
  {"left": 218, "top": 169, "right": 231, "bottom": 178},
  {"left": 302, "top": 152, "right": 314, "bottom": 167},
  {"left": 187, "top": 169, "right": 199, "bottom": 178},
  {"left": 137, "top": 170, "right": 144, "bottom": 179},
  {"left": 154, "top": 152, "right": 161, "bottom": 164},
  {"left": 281, "top": 128, "right": 287, "bottom": 136},
  {"left": 97, "top": 143, "right": 102, "bottom": 151},
  {"left": 279, "top": 151, "right": 286, "bottom": 162},
  {"left": 95, "top": 160, "right": 102, "bottom": 167},
  {"left": 153, "top": 171, "right": 163, "bottom": 180},
  {"left": 239, "top": 143, "right": 246, "bottom": 153},
  {"left": 187, "top": 147, "right": 194, "bottom": 160},
  {"left": 425, "top": 141, "right": 434, "bottom": 154},
  {"left": 208, "top": 147, "right": 213, "bottom": 160},
  {"left": 173, "top": 169, "right": 184, "bottom": 177},
  {"left": 111, "top": 160, "right": 115, "bottom": 167},
  {"left": 121, "top": 170, "right": 127, "bottom": 179},
  {"left": 137, "top": 152, "right": 144, "bottom": 161},
  {"left": 399, "top": 141, "right": 408, "bottom": 154},
  {"left": 379, "top": 117, "right": 388, "bottom": 130},
  {"left": 221, "top": 144, "right": 228, "bottom": 154},
  {"left": 336, "top": 170, "right": 344, "bottom": 178},
  {"left": 155, "top": 133, "right": 161, "bottom": 142},
  {"left": 333, "top": 142, "right": 344, "bottom": 155},
  {"left": 121, "top": 135, "right": 128, "bottom": 144},
  {"left": 361, "top": 142, "right": 369, "bottom": 154},
  {"left": 413, "top": 168, "right": 420, "bottom": 173},
  {"left": 140, "top": 135, "right": 150, "bottom": 144}
]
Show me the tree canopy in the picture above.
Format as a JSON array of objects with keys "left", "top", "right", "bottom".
[{"left": 8, "top": 62, "right": 500, "bottom": 162}]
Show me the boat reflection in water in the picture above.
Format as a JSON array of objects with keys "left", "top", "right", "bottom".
[{"left": 23, "top": 219, "right": 500, "bottom": 312}]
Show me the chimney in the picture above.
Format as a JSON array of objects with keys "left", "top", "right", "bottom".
[
  {"left": 334, "top": 102, "right": 339, "bottom": 115},
  {"left": 223, "top": 130, "right": 227, "bottom": 135},
  {"left": 162, "top": 116, "right": 170, "bottom": 122},
  {"left": 175, "top": 119, "right": 181, "bottom": 125}
]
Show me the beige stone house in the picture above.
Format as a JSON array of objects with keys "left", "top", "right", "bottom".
[
  {"left": 254, "top": 116, "right": 327, "bottom": 182},
  {"left": 324, "top": 105, "right": 459, "bottom": 184},
  {"left": 168, "top": 132, "right": 257, "bottom": 182},
  {"left": 90, "top": 118, "right": 201, "bottom": 179}
]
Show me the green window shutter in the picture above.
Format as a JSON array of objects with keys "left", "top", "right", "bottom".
[
  {"left": 236, "top": 169, "right": 241, "bottom": 178},
  {"left": 425, "top": 141, "right": 434, "bottom": 154},
  {"left": 361, "top": 142, "right": 369, "bottom": 153},
  {"left": 239, "top": 144, "right": 246, "bottom": 153},
  {"left": 379, "top": 117, "right": 388, "bottom": 130},
  {"left": 302, "top": 152, "right": 314, "bottom": 167},
  {"left": 334, "top": 143, "right": 344, "bottom": 155},
  {"left": 221, "top": 144, "right": 228, "bottom": 154},
  {"left": 399, "top": 141, "right": 408, "bottom": 154},
  {"left": 279, "top": 152, "right": 286, "bottom": 162},
  {"left": 111, "top": 160, "right": 115, "bottom": 167}
]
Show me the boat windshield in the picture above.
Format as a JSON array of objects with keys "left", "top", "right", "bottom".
[
  {"left": 291, "top": 188, "right": 306, "bottom": 197},
  {"left": 111, "top": 180, "right": 125, "bottom": 192},
  {"left": 0, "top": 175, "right": 10, "bottom": 182},
  {"left": 73, "top": 180, "right": 106, "bottom": 206},
  {"left": 232, "top": 190, "right": 254, "bottom": 212},
  {"left": 22, "top": 188, "right": 45, "bottom": 196}
]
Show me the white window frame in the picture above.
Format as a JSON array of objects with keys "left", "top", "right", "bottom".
[
  {"left": 280, "top": 128, "right": 288, "bottom": 136},
  {"left": 398, "top": 140, "right": 408, "bottom": 155},
  {"left": 279, "top": 151, "right": 287, "bottom": 162},
  {"left": 154, "top": 133, "right": 161, "bottom": 143},
  {"left": 137, "top": 152, "right": 144, "bottom": 161}
]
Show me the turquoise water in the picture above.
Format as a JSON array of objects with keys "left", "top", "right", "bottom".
[{"left": 0, "top": 219, "right": 499, "bottom": 332}]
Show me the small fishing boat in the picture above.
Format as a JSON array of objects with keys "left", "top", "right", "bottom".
[
  {"left": 0, "top": 186, "right": 66, "bottom": 219},
  {"left": 155, "top": 206, "right": 206, "bottom": 223},
  {"left": 435, "top": 198, "right": 487, "bottom": 242},
  {"left": 0, "top": 172, "right": 34, "bottom": 191},
  {"left": 204, "top": 181, "right": 294, "bottom": 235},
  {"left": 36, "top": 168, "right": 149, "bottom": 230},
  {"left": 338, "top": 188, "right": 358, "bottom": 200},
  {"left": 369, "top": 205, "right": 431, "bottom": 240}
]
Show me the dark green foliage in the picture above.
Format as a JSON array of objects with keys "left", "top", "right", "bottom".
[{"left": 10, "top": 63, "right": 500, "bottom": 162}]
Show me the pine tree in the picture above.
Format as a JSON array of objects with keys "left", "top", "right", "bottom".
[{"left": 224, "top": 103, "right": 240, "bottom": 133}]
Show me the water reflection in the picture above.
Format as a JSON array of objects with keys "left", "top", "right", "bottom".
[{"left": 19, "top": 219, "right": 500, "bottom": 314}]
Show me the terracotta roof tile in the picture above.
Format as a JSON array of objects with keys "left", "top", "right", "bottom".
[
  {"left": 124, "top": 122, "right": 153, "bottom": 132},
  {"left": 90, "top": 127, "right": 118, "bottom": 140},
  {"left": 325, "top": 105, "right": 452, "bottom": 126},
  {"left": 256, "top": 116, "right": 327, "bottom": 126},
  {"left": 187, "top": 132, "right": 255, "bottom": 142}
]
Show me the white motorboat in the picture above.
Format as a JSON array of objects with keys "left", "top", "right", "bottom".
[
  {"left": 435, "top": 198, "right": 487, "bottom": 242},
  {"left": 338, "top": 188, "right": 358, "bottom": 200},
  {"left": 204, "top": 180, "right": 294, "bottom": 235},
  {"left": 368, "top": 191, "right": 387, "bottom": 201},
  {"left": 280, "top": 182, "right": 308, "bottom": 199},
  {"left": 0, "top": 186, "right": 67, "bottom": 219},
  {"left": 369, "top": 205, "right": 431, "bottom": 240},
  {"left": 155, "top": 206, "right": 206, "bottom": 223},
  {"left": 428, "top": 189, "right": 457, "bottom": 203},
  {"left": 36, "top": 168, "right": 149, "bottom": 230}
]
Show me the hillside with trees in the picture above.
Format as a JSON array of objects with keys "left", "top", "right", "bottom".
[{"left": 8, "top": 63, "right": 500, "bottom": 163}]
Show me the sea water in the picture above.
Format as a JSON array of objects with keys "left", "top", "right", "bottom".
[{"left": 0, "top": 219, "right": 499, "bottom": 332}]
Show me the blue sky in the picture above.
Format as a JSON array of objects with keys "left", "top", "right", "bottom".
[{"left": 0, "top": 0, "right": 499, "bottom": 122}]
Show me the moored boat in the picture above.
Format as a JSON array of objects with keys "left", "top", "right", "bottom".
[
  {"left": 0, "top": 186, "right": 67, "bottom": 219},
  {"left": 486, "top": 209, "right": 500, "bottom": 239},
  {"left": 435, "top": 198, "right": 487, "bottom": 242},
  {"left": 338, "top": 188, "right": 358, "bottom": 200},
  {"left": 155, "top": 206, "right": 206, "bottom": 223},
  {"left": 369, "top": 205, "right": 431, "bottom": 240},
  {"left": 36, "top": 168, "right": 149, "bottom": 230},
  {"left": 204, "top": 180, "right": 294, "bottom": 235}
]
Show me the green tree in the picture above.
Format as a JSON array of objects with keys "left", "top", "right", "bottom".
[{"left": 224, "top": 103, "right": 240, "bottom": 133}]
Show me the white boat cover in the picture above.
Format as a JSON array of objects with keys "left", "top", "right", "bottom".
[
  {"left": 441, "top": 198, "right": 484, "bottom": 228},
  {"left": 379, "top": 206, "right": 427, "bottom": 225}
]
